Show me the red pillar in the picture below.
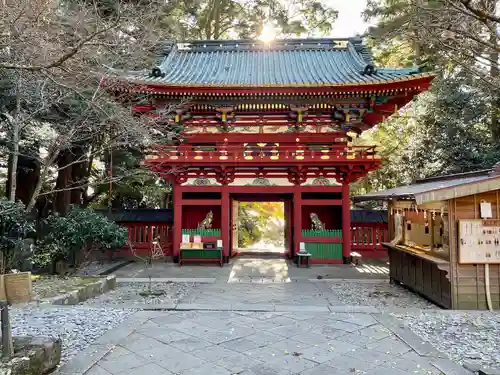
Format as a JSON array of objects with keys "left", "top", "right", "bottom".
[
  {"left": 342, "top": 182, "right": 351, "bottom": 263},
  {"left": 173, "top": 183, "right": 182, "bottom": 262},
  {"left": 293, "top": 187, "right": 302, "bottom": 258},
  {"left": 221, "top": 185, "right": 230, "bottom": 262},
  {"left": 284, "top": 199, "right": 292, "bottom": 257}
]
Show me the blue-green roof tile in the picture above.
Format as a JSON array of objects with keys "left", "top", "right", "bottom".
[{"left": 125, "top": 38, "right": 432, "bottom": 88}]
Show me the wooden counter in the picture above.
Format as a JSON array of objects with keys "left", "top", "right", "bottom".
[{"left": 383, "top": 243, "right": 452, "bottom": 309}]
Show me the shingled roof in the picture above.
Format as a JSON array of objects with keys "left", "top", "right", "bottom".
[
  {"left": 124, "top": 38, "right": 432, "bottom": 88},
  {"left": 353, "top": 169, "right": 500, "bottom": 205}
]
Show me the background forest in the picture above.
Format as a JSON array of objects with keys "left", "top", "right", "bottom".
[
  {"left": 1, "top": 0, "right": 500, "bottom": 267},
  {"left": 354, "top": 0, "right": 500, "bottom": 195}
]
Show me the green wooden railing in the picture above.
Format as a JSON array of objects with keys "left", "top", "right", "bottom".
[
  {"left": 302, "top": 229, "right": 342, "bottom": 237},
  {"left": 182, "top": 228, "right": 221, "bottom": 237},
  {"left": 304, "top": 243, "right": 342, "bottom": 259},
  {"left": 180, "top": 249, "right": 222, "bottom": 258}
]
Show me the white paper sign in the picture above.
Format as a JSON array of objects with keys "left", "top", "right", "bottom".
[
  {"left": 480, "top": 201, "right": 492, "bottom": 218},
  {"left": 217, "top": 240, "right": 223, "bottom": 248}
]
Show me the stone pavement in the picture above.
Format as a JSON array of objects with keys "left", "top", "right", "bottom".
[
  {"left": 59, "top": 258, "right": 470, "bottom": 375},
  {"left": 58, "top": 309, "right": 468, "bottom": 375},
  {"left": 179, "top": 282, "right": 338, "bottom": 308},
  {"left": 114, "top": 258, "right": 389, "bottom": 283}
]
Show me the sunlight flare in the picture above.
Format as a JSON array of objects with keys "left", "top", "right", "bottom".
[{"left": 258, "top": 22, "right": 277, "bottom": 43}]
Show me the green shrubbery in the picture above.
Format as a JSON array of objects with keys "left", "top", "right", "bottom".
[
  {"left": 32, "top": 207, "right": 128, "bottom": 269},
  {"left": 0, "top": 202, "right": 126, "bottom": 272},
  {"left": 0, "top": 199, "right": 35, "bottom": 272}
]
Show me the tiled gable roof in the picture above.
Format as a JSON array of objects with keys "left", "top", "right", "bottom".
[{"left": 124, "top": 38, "right": 431, "bottom": 88}]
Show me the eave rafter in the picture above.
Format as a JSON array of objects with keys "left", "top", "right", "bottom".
[{"left": 107, "top": 74, "right": 434, "bottom": 98}]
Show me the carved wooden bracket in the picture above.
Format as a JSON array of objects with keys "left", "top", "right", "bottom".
[
  {"left": 287, "top": 167, "right": 308, "bottom": 185},
  {"left": 289, "top": 105, "right": 309, "bottom": 123},
  {"left": 215, "top": 167, "right": 236, "bottom": 185}
]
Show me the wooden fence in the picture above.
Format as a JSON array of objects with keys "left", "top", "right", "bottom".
[
  {"left": 113, "top": 223, "right": 173, "bottom": 257},
  {"left": 112, "top": 222, "right": 388, "bottom": 259},
  {"left": 350, "top": 223, "right": 389, "bottom": 257}
]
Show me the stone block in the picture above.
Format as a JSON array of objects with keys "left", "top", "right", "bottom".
[
  {"left": 479, "top": 369, "right": 500, "bottom": 375},
  {"left": 2, "top": 336, "right": 62, "bottom": 375},
  {"left": 50, "top": 275, "right": 116, "bottom": 305}
]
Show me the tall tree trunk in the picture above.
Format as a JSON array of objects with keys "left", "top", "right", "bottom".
[
  {"left": 487, "top": 1, "right": 500, "bottom": 142},
  {"left": 8, "top": 75, "right": 21, "bottom": 202},
  {"left": 70, "top": 145, "right": 87, "bottom": 206},
  {"left": 412, "top": 0, "right": 422, "bottom": 67},
  {"left": 54, "top": 150, "right": 73, "bottom": 215},
  {"left": 15, "top": 155, "right": 40, "bottom": 206}
]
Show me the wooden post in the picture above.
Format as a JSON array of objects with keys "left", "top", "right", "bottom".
[
  {"left": 221, "top": 186, "right": 230, "bottom": 263},
  {"left": 173, "top": 183, "right": 182, "bottom": 263},
  {"left": 293, "top": 187, "right": 302, "bottom": 259},
  {"left": 1, "top": 301, "right": 13, "bottom": 358},
  {"left": 342, "top": 182, "right": 351, "bottom": 263}
]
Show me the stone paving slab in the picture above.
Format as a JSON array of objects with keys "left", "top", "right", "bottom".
[
  {"left": 58, "top": 310, "right": 471, "bottom": 375},
  {"left": 373, "top": 313, "right": 446, "bottom": 358},
  {"left": 113, "top": 258, "right": 391, "bottom": 282},
  {"left": 116, "top": 277, "right": 216, "bottom": 283}
]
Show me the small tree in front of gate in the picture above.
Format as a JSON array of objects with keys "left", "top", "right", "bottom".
[
  {"left": 0, "top": 198, "right": 34, "bottom": 273},
  {"left": 32, "top": 207, "right": 127, "bottom": 271}
]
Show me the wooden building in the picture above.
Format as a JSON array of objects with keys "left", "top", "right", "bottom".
[
  {"left": 354, "top": 168, "right": 500, "bottom": 309},
  {"left": 109, "top": 38, "right": 433, "bottom": 265}
]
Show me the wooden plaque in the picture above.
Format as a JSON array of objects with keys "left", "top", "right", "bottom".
[
  {"left": 458, "top": 219, "right": 500, "bottom": 264},
  {"left": 4, "top": 272, "right": 33, "bottom": 304}
]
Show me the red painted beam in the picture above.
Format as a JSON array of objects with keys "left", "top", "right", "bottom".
[
  {"left": 183, "top": 133, "right": 347, "bottom": 144},
  {"left": 181, "top": 185, "right": 223, "bottom": 192},
  {"left": 178, "top": 185, "right": 345, "bottom": 194},
  {"left": 181, "top": 199, "right": 221, "bottom": 205},
  {"left": 301, "top": 199, "right": 342, "bottom": 206}
]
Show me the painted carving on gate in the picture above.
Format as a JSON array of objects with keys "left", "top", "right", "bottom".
[
  {"left": 193, "top": 177, "right": 213, "bottom": 186},
  {"left": 311, "top": 177, "right": 331, "bottom": 186},
  {"left": 247, "top": 177, "right": 274, "bottom": 186}
]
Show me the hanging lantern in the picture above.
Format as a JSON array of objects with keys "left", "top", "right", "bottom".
[
  {"left": 425, "top": 221, "right": 429, "bottom": 234},
  {"left": 406, "top": 220, "right": 412, "bottom": 231}
]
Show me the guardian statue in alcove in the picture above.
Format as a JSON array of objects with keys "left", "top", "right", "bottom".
[
  {"left": 198, "top": 211, "right": 213, "bottom": 229},
  {"left": 310, "top": 213, "right": 325, "bottom": 230}
]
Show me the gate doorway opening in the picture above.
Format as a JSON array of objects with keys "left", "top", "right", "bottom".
[{"left": 230, "top": 194, "right": 292, "bottom": 257}]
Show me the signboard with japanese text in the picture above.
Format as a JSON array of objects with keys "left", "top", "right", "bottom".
[{"left": 459, "top": 219, "right": 500, "bottom": 264}]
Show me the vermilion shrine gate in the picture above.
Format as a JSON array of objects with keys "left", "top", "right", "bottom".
[{"left": 112, "top": 38, "right": 434, "bottom": 264}]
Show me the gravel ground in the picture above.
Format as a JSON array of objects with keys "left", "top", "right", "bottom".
[
  {"left": 11, "top": 306, "right": 134, "bottom": 364},
  {"left": 328, "top": 281, "right": 436, "bottom": 309},
  {"left": 83, "top": 281, "right": 198, "bottom": 305},
  {"left": 394, "top": 311, "right": 500, "bottom": 370}
]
